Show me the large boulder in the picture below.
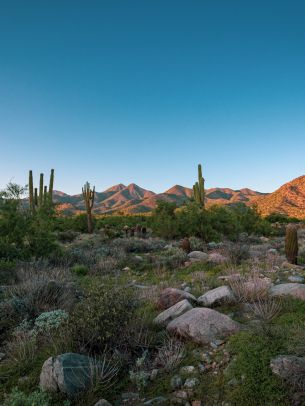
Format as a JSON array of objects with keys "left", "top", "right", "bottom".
[
  {"left": 270, "top": 355, "right": 305, "bottom": 384},
  {"left": 270, "top": 283, "right": 305, "bottom": 300},
  {"left": 40, "top": 353, "right": 94, "bottom": 397},
  {"left": 188, "top": 251, "right": 208, "bottom": 263},
  {"left": 167, "top": 308, "right": 240, "bottom": 345},
  {"left": 157, "top": 288, "right": 197, "bottom": 310},
  {"left": 154, "top": 300, "right": 193, "bottom": 326},
  {"left": 197, "top": 286, "right": 235, "bottom": 307}
]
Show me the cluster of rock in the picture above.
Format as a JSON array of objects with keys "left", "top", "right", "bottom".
[{"left": 154, "top": 287, "right": 240, "bottom": 345}]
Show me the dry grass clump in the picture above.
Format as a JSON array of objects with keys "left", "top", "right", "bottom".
[
  {"left": 226, "top": 268, "right": 271, "bottom": 303},
  {"left": 249, "top": 296, "right": 282, "bottom": 321},
  {"left": 154, "top": 334, "right": 185, "bottom": 372},
  {"left": 220, "top": 241, "right": 250, "bottom": 265}
]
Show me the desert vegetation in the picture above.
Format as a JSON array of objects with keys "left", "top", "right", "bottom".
[{"left": 1, "top": 168, "right": 305, "bottom": 405}]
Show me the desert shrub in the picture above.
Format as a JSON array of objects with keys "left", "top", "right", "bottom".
[
  {"left": 153, "top": 247, "right": 187, "bottom": 269},
  {"left": 111, "top": 237, "right": 166, "bottom": 253},
  {"left": 3, "top": 387, "right": 54, "bottom": 406},
  {"left": 0, "top": 184, "right": 59, "bottom": 260},
  {"left": 189, "top": 236, "right": 205, "bottom": 251},
  {"left": 221, "top": 241, "right": 250, "bottom": 264},
  {"left": 8, "top": 277, "right": 76, "bottom": 318},
  {"left": 0, "top": 260, "right": 17, "bottom": 285},
  {"left": 265, "top": 212, "right": 300, "bottom": 224},
  {"left": 33, "top": 309, "right": 68, "bottom": 336},
  {"left": 71, "top": 264, "right": 89, "bottom": 276},
  {"left": 5, "top": 330, "right": 37, "bottom": 366},
  {"left": 0, "top": 298, "right": 28, "bottom": 342},
  {"left": 151, "top": 201, "right": 272, "bottom": 241},
  {"left": 57, "top": 230, "right": 78, "bottom": 243},
  {"left": 65, "top": 282, "right": 137, "bottom": 354},
  {"left": 129, "top": 350, "right": 150, "bottom": 391},
  {"left": 96, "top": 215, "right": 149, "bottom": 231}
]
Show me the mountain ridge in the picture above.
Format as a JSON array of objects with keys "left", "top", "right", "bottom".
[{"left": 53, "top": 175, "right": 305, "bottom": 218}]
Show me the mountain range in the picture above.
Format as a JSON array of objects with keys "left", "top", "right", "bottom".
[{"left": 53, "top": 175, "right": 305, "bottom": 218}]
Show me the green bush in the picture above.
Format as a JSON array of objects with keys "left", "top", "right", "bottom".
[
  {"left": 3, "top": 387, "right": 53, "bottom": 406},
  {"left": 66, "top": 282, "right": 137, "bottom": 353},
  {"left": 71, "top": 264, "right": 89, "bottom": 276},
  {"left": 150, "top": 201, "right": 272, "bottom": 241}
]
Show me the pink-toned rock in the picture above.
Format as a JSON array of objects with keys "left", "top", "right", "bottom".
[
  {"left": 270, "top": 283, "right": 305, "bottom": 300},
  {"left": 157, "top": 288, "right": 197, "bottom": 310},
  {"left": 154, "top": 299, "right": 193, "bottom": 326},
  {"left": 167, "top": 308, "right": 240, "bottom": 345}
]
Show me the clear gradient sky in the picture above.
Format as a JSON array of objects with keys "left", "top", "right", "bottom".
[{"left": 0, "top": 1, "right": 305, "bottom": 194}]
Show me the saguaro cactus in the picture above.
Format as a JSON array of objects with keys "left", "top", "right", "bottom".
[
  {"left": 28, "top": 169, "right": 55, "bottom": 212},
  {"left": 82, "top": 182, "right": 95, "bottom": 233},
  {"left": 29, "top": 170, "right": 34, "bottom": 212},
  {"left": 285, "top": 224, "right": 299, "bottom": 264},
  {"left": 49, "top": 169, "right": 54, "bottom": 202},
  {"left": 193, "top": 164, "right": 205, "bottom": 207}
]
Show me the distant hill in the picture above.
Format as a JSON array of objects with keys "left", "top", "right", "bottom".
[
  {"left": 254, "top": 175, "right": 305, "bottom": 219},
  {"left": 53, "top": 183, "right": 265, "bottom": 215}
]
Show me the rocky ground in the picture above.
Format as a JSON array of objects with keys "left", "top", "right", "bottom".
[{"left": 1, "top": 229, "right": 305, "bottom": 405}]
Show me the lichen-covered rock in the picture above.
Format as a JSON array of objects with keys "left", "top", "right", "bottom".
[
  {"left": 197, "top": 286, "right": 235, "bottom": 307},
  {"left": 270, "top": 355, "right": 305, "bottom": 384},
  {"left": 40, "top": 353, "right": 93, "bottom": 397},
  {"left": 270, "top": 283, "right": 305, "bottom": 300},
  {"left": 154, "top": 299, "right": 193, "bottom": 326},
  {"left": 188, "top": 251, "right": 208, "bottom": 262},
  {"left": 167, "top": 308, "right": 240, "bottom": 345},
  {"left": 157, "top": 288, "right": 197, "bottom": 310}
]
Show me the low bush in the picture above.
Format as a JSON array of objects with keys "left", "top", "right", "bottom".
[
  {"left": 64, "top": 282, "right": 137, "bottom": 354},
  {"left": 71, "top": 264, "right": 89, "bottom": 276},
  {"left": 3, "top": 387, "right": 54, "bottom": 406}
]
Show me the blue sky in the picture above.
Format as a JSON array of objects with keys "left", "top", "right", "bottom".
[{"left": 0, "top": 1, "right": 305, "bottom": 194}]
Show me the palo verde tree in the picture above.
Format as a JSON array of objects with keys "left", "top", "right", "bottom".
[
  {"left": 193, "top": 163, "right": 205, "bottom": 208},
  {"left": 82, "top": 182, "right": 95, "bottom": 233}
]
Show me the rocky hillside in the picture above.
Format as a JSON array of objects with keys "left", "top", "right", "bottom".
[
  {"left": 54, "top": 183, "right": 265, "bottom": 215},
  {"left": 254, "top": 175, "right": 305, "bottom": 219}
]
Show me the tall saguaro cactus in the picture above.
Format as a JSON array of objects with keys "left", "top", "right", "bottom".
[
  {"left": 28, "top": 169, "right": 55, "bottom": 212},
  {"left": 82, "top": 182, "right": 95, "bottom": 233},
  {"left": 29, "top": 170, "right": 34, "bottom": 212},
  {"left": 193, "top": 164, "right": 205, "bottom": 208}
]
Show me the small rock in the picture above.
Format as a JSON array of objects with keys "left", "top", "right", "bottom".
[
  {"left": 270, "top": 355, "right": 305, "bottom": 381},
  {"left": 150, "top": 369, "right": 158, "bottom": 380},
  {"left": 270, "top": 283, "right": 305, "bottom": 300},
  {"left": 122, "top": 267, "right": 131, "bottom": 272},
  {"left": 192, "top": 402, "right": 202, "bottom": 406},
  {"left": 0, "top": 353, "right": 5, "bottom": 362},
  {"left": 154, "top": 300, "right": 193, "bottom": 326},
  {"left": 197, "top": 286, "right": 235, "bottom": 307},
  {"left": 94, "top": 400, "right": 112, "bottom": 406},
  {"left": 188, "top": 251, "right": 208, "bottom": 262},
  {"left": 157, "top": 288, "right": 197, "bottom": 310},
  {"left": 172, "top": 390, "right": 189, "bottom": 399},
  {"left": 184, "top": 378, "right": 199, "bottom": 388},
  {"left": 121, "top": 392, "right": 140, "bottom": 401},
  {"left": 143, "top": 396, "right": 167, "bottom": 405},
  {"left": 171, "top": 375, "right": 183, "bottom": 389},
  {"left": 180, "top": 366, "right": 196, "bottom": 374},
  {"left": 134, "top": 255, "right": 144, "bottom": 262},
  {"left": 288, "top": 275, "right": 305, "bottom": 283}
]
